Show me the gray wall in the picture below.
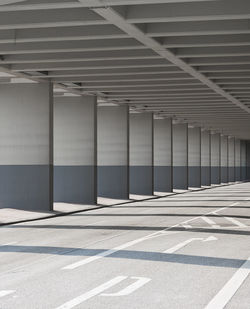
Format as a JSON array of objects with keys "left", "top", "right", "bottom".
[
  {"left": 98, "top": 105, "right": 129, "bottom": 199},
  {"left": 0, "top": 83, "right": 53, "bottom": 211},
  {"left": 54, "top": 95, "right": 97, "bottom": 205},
  {"left": 201, "top": 130, "right": 211, "bottom": 186},
  {"left": 228, "top": 137, "right": 235, "bottom": 182},
  {"left": 188, "top": 127, "right": 201, "bottom": 188},
  {"left": 154, "top": 118, "right": 172, "bottom": 192},
  {"left": 235, "top": 139, "right": 241, "bottom": 181},
  {"left": 173, "top": 123, "right": 188, "bottom": 189},
  {"left": 220, "top": 135, "right": 228, "bottom": 183},
  {"left": 240, "top": 141, "right": 247, "bottom": 181},
  {"left": 211, "top": 133, "right": 221, "bottom": 184},
  {"left": 130, "top": 113, "right": 153, "bottom": 195}
]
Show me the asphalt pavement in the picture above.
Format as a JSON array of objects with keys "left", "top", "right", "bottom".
[{"left": 1, "top": 182, "right": 250, "bottom": 309}]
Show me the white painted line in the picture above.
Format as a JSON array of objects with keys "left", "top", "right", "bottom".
[
  {"left": 205, "top": 257, "right": 250, "bottom": 309},
  {"left": 164, "top": 236, "right": 217, "bottom": 254},
  {"left": 182, "top": 224, "right": 192, "bottom": 229},
  {"left": 223, "top": 217, "right": 247, "bottom": 228},
  {"left": 62, "top": 200, "right": 237, "bottom": 270},
  {"left": 55, "top": 276, "right": 127, "bottom": 309},
  {"left": 230, "top": 202, "right": 240, "bottom": 206},
  {"left": 101, "top": 276, "right": 151, "bottom": 297},
  {"left": 62, "top": 231, "right": 177, "bottom": 270},
  {"left": 164, "top": 238, "right": 203, "bottom": 254},
  {"left": 0, "top": 290, "right": 15, "bottom": 298},
  {"left": 0, "top": 242, "right": 17, "bottom": 247},
  {"left": 201, "top": 217, "right": 220, "bottom": 228}
]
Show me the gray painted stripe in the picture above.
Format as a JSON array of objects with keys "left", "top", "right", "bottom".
[
  {"left": 0, "top": 165, "right": 52, "bottom": 211},
  {"left": 54, "top": 166, "right": 96, "bottom": 204}
]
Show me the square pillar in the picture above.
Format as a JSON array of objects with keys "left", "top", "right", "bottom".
[
  {"left": 173, "top": 123, "right": 188, "bottom": 190},
  {"left": 211, "top": 133, "right": 221, "bottom": 184},
  {"left": 130, "top": 113, "right": 153, "bottom": 195},
  {"left": 247, "top": 141, "right": 250, "bottom": 180},
  {"left": 240, "top": 140, "right": 247, "bottom": 181},
  {"left": 0, "top": 83, "right": 53, "bottom": 211},
  {"left": 235, "top": 139, "right": 241, "bottom": 181},
  {"left": 97, "top": 105, "right": 129, "bottom": 199},
  {"left": 201, "top": 130, "right": 211, "bottom": 186},
  {"left": 188, "top": 126, "right": 201, "bottom": 188},
  {"left": 54, "top": 95, "right": 97, "bottom": 205},
  {"left": 220, "top": 135, "right": 228, "bottom": 183},
  {"left": 228, "top": 137, "right": 235, "bottom": 182},
  {"left": 154, "top": 118, "right": 172, "bottom": 192}
]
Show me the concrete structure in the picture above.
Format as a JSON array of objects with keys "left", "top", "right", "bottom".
[
  {"left": 188, "top": 127, "right": 201, "bottom": 188},
  {"left": 0, "top": 83, "right": 53, "bottom": 211},
  {"left": 173, "top": 123, "right": 188, "bottom": 190},
  {"left": 241, "top": 141, "right": 247, "bottom": 181},
  {"left": 154, "top": 118, "right": 172, "bottom": 192},
  {"left": 98, "top": 105, "right": 129, "bottom": 199},
  {"left": 54, "top": 96, "right": 97, "bottom": 205},
  {"left": 220, "top": 135, "right": 228, "bottom": 183},
  {"left": 130, "top": 113, "right": 154, "bottom": 195},
  {"left": 235, "top": 139, "right": 241, "bottom": 181},
  {"left": 247, "top": 142, "right": 250, "bottom": 180},
  {"left": 228, "top": 137, "right": 235, "bottom": 182},
  {"left": 211, "top": 133, "right": 221, "bottom": 184},
  {"left": 201, "top": 130, "right": 211, "bottom": 186}
]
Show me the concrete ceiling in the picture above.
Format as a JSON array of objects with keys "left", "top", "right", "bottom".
[{"left": 0, "top": 0, "right": 250, "bottom": 139}]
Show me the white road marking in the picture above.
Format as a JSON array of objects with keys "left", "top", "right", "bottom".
[
  {"left": 201, "top": 216, "right": 220, "bottom": 228},
  {"left": 55, "top": 276, "right": 127, "bottom": 309},
  {"left": 0, "top": 242, "right": 17, "bottom": 247},
  {"left": 182, "top": 224, "right": 192, "bottom": 229},
  {"left": 101, "top": 276, "right": 151, "bottom": 297},
  {"left": 205, "top": 257, "right": 250, "bottom": 309},
  {"left": 62, "top": 201, "right": 238, "bottom": 270},
  {"left": 223, "top": 217, "right": 247, "bottom": 228},
  {"left": 164, "top": 236, "right": 217, "bottom": 254},
  {"left": 62, "top": 231, "right": 178, "bottom": 270},
  {"left": 0, "top": 290, "right": 15, "bottom": 298}
]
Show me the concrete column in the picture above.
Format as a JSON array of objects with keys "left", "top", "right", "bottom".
[
  {"left": 247, "top": 141, "right": 250, "bottom": 180},
  {"left": 154, "top": 118, "right": 172, "bottom": 192},
  {"left": 188, "top": 126, "right": 201, "bottom": 188},
  {"left": 235, "top": 139, "right": 241, "bottom": 181},
  {"left": 240, "top": 140, "right": 247, "bottom": 181},
  {"left": 201, "top": 130, "right": 211, "bottom": 186},
  {"left": 220, "top": 135, "right": 228, "bottom": 183},
  {"left": 173, "top": 123, "right": 188, "bottom": 190},
  {"left": 97, "top": 105, "right": 129, "bottom": 199},
  {"left": 211, "top": 133, "right": 221, "bottom": 184},
  {"left": 0, "top": 83, "right": 53, "bottom": 211},
  {"left": 54, "top": 95, "right": 97, "bottom": 204},
  {"left": 130, "top": 113, "right": 153, "bottom": 195},
  {"left": 228, "top": 137, "right": 235, "bottom": 182}
]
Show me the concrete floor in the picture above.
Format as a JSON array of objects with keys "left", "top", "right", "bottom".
[{"left": 0, "top": 183, "right": 250, "bottom": 308}]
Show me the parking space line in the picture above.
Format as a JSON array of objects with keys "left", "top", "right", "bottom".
[
  {"left": 223, "top": 217, "right": 247, "bottom": 228},
  {"left": 201, "top": 217, "right": 220, "bottom": 228},
  {"left": 0, "top": 290, "right": 15, "bottom": 298},
  {"left": 205, "top": 257, "right": 250, "bottom": 309}
]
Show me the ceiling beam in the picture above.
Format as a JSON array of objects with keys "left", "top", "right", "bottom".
[{"left": 92, "top": 6, "right": 250, "bottom": 113}]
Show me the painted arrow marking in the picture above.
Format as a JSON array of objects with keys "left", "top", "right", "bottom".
[
  {"left": 62, "top": 231, "right": 178, "bottom": 270},
  {"left": 164, "top": 236, "right": 218, "bottom": 254},
  {"left": 55, "top": 276, "right": 151, "bottom": 309},
  {"left": 101, "top": 276, "right": 151, "bottom": 297}
]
